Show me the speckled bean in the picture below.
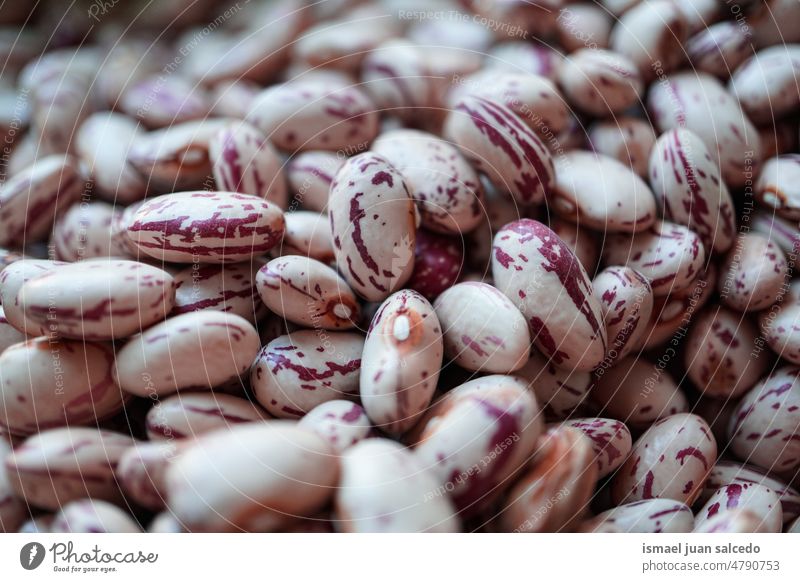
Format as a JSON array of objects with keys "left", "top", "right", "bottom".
[
  {"left": 121, "top": 76, "right": 209, "bottom": 129},
  {"left": 76, "top": 112, "right": 148, "bottom": 204},
  {"left": 0, "top": 155, "right": 85, "bottom": 247},
  {"left": 406, "top": 230, "right": 464, "bottom": 301},
  {"left": 756, "top": 155, "right": 800, "bottom": 220},
  {"left": 279, "top": 211, "right": 335, "bottom": 263},
  {"left": 51, "top": 499, "right": 141, "bottom": 533},
  {"left": 164, "top": 422, "right": 339, "bottom": 532},
  {"left": 610, "top": 0, "right": 688, "bottom": 79},
  {"left": 552, "top": 151, "right": 656, "bottom": 232},
  {"left": 501, "top": 426, "right": 597, "bottom": 532},
  {"left": 703, "top": 460, "right": 800, "bottom": 523},
  {"left": 0, "top": 259, "right": 65, "bottom": 336},
  {"left": 718, "top": 232, "right": 787, "bottom": 312},
  {"left": 372, "top": 129, "right": 483, "bottom": 235},
  {"left": 612, "top": 413, "right": 717, "bottom": 505},
  {"left": 593, "top": 357, "right": 689, "bottom": 429},
  {"left": 729, "top": 45, "right": 800, "bottom": 125},
  {"left": 558, "top": 49, "right": 642, "bottom": 116},
  {"left": 588, "top": 117, "right": 656, "bottom": 178},
  {"left": 728, "top": 366, "right": 800, "bottom": 473},
  {"left": 256, "top": 255, "right": 360, "bottom": 330},
  {"left": 115, "top": 311, "right": 259, "bottom": 398},
  {"left": 361, "top": 40, "right": 432, "bottom": 121},
  {"left": 251, "top": 330, "right": 363, "bottom": 418},
  {"left": 648, "top": 129, "right": 737, "bottom": 254},
  {"left": 589, "top": 499, "right": 694, "bottom": 533},
  {"left": 126, "top": 191, "right": 285, "bottom": 264},
  {"left": 52, "top": 201, "right": 130, "bottom": 261},
  {"left": 209, "top": 121, "right": 287, "bottom": 208},
  {"left": 686, "top": 21, "right": 751, "bottom": 78},
  {"left": 335, "top": 438, "right": 460, "bottom": 533},
  {"left": 127, "top": 118, "right": 234, "bottom": 189},
  {"left": 360, "top": 289, "right": 442, "bottom": 434},
  {"left": 515, "top": 351, "right": 592, "bottom": 419},
  {"left": 4, "top": 427, "right": 134, "bottom": 510},
  {"left": 565, "top": 417, "right": 632, "bottom": 479},
  {"left": 603, "top": 221, "right": 705, "bottom": 297},
  {"left": 434, "top": 282, "right": 529, "bottom": 373},
  {"left": 695, "top": 483, "right": 783, "bottom": 533},
  {"left": 492, "top": 219, "right": 607, "bottom": 372},
  {"left": 248, "top": 82, "right": 379, "bottom": 152},
  {"left": 286, "top": 151, "right": 343, "bottom": 213},
  {"left": 329, "top": 152, "right": 417, "bottom": 302},
  {"left": 297, "top": 400, "right": 371, "bottom": 453},
  {"left": 648, "top": 72, "right": 761, "bottom": 188},
  {"left": 410, "top": 374, "right": 543, "bottom": 513},
  {"left": 685, "top": 306, "right": 768, "bottom": 398},
  {"left": 0, "top": 338, "right": 124, "bottom": 435},
  {"left": 444, "top": 95, "right": 555, "bottom": 206},
  {"left": 172, "top": 261, "right": 264, "bottom": 322},
  {"left": 145, "top": 393, "right": 268, "bottom": 440},
  {"left": 18, "top": 259, "right": 175, "bottom": 340},
  {"left": 593, "top": 266, "right": 654, "bottom": 362},
  {"left": 117, "top": 441, "right": 183, "bottom": 511}
]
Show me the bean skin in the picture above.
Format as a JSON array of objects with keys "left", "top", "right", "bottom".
[
  {"left": 588, "top": 499, "right": 694, "bottom": 533},
  {"left": 360, "top": 289, "right": 443, "bottom": 435},
  {"left": 126, "top": 191, "right": 286, "bottom": 264},
  {"left": 612, "top": 413, "right": 717, "bottom": 506},
  {"left": 516, "top": 351, "right": 592, "bottom": 419},
  {"left": 251, "top": 330, "right": 363, "bottom": 419},
  {"left": 0, "top": 259, "right": 65, "bottom": 336},
  {"left": 172, "top": 261, "right": 265, "bottom": 323},
  {"left": 114, "top": 311, "right": 260, "bottom": 398},
  {"left": 329, "top": 152, "right": 417, "bottom": 302},
  {"left": 694, "top": 508, "right": 771, "bottom": 533},
  {"left": 565, "top": 418, "right": 632, "bottom": 479},
  {"left": 695, "top": 483, "right": 783, "bottom": 533},
  {"left": 717, "top": 232, "right": 787, "bottom": 312},
  {"left": 756, "top": 155, "right": 800, "bottom": 220},
  {"left": 492, "top": 219, "right": 607, "bottom": 372},
  {"left": 297, "top": 400, "right": 371, "bottom": 454},
  {"left": 257, "top": 255, "right": 359, "bottom": 330}
]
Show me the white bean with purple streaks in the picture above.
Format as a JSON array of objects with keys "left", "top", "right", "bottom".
[
  {"left": 552, "top": 151, "right": 656, "bottom": 233},
  {"left": 492, "top": 219, "right": 607, "bottom": 372},
  {"left": 589, "top": 117, "right": 656, "bottom": 178},
  {"left": 0, "top": 155, "right": 85, "bottom": 247},
  {"left": 685, "top": 305, "right": 768, "bottom": 398},
  {"left": 117, "top": 441, "right": 184, "bottom": 511},
  {"left": 694, "top": 508, "right": 771, "bottom": 533},
  {"left": 603, "top": 221, "right": 705, "bottom": 297},
  {"left": 172, "top": 262, "right": 264, "bottom": 322},
  {"left": 335, "top": 439, "right": 460, "bottom": 533},
  {"left": 434, "top": 282, "right": 530, "bottom": 374},
  {"left": 695, "top": 483, "right": 783, "bottom": 533},
  {"left": 126, "top": 191, "right": 285, "bottom": 264},
  {"left": 145, "top": 392, "right": 268, "bottom": 441},
  {"left": 0, "top": 259, "right": 65, "bottom": 336},
  {"left": 329, "top": 152, "right": 417, "bottom": 302},
  {"left": 557, "top": 49, "right": 642, "bottom": 116},
  {"left": 256, "top": 255, "right": 360, "bottom": 330},
  {"left": 164, "top": 422, "right": 339, "bottom": 532},
  {"left": 444, "top": 95, "right": 555, "bottom": 206},
  {"left": 297, "top": 400, "right": 371, "bottom": 454},
  {"left": 114, "top": 311, "right": 260, "bottom": 397},
  {"left": 729, "top": 45, "right": 800, "bottom": 125},
  {"left": 251, "top": 330, "right": 363, "bottom": 419},
  {"left": 360, "top": 289, "right": 442, "bottom": 435},
  {"left": 18, "top": 259, "right": 175, "bottom": 340},
  {"left": 728, "top": 366, "right": 800, "bottom": 474},
  {"left": 52, "top": 201, "right": 130, "bottom": 261},
  {"left": 648, "top": 128, "right": 736, "bottom": 254},
  {"left": 51, "top": 499, "right": 141, "bottom": 533},
  {"left": 4, "top": 427, "right": 134, "bottom": 510},
  {"left": 718, "top": 232, "right": 787, "bottom": 312},
  {"left": 686, "top": 21, "right": 752, "bottom": 78},
  {"left": 209, "top": 121, "right": 287, "bottom": 208},
  {"left": 372, "top": 129, "right": 484, "bottom": 235},
  {"left": 593, "top": 266, "right": 654, "bottom": 363},
  {"left": 612, "top": 413, "right": 717, "bottom": 506},
  {"left": 248, "top": 81, "right": 379, "bottom": 152},
  {"left": 410, "top": 374, "right": 542, "bottom": 513},
  {"left": 648, "top": 72, "right": 761, "bottom": 188},
  {"left": 516, "top": 351, "right": 592, "bottom": 419},
  {"left": 565, "top": 417, "right": 632, "bottom": 479},
  {"left": 593, "top": 357, "right": 689, "bottom": 429},
  {"left": 0, "top": 338, "right": 124, "bottom": 436}
]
